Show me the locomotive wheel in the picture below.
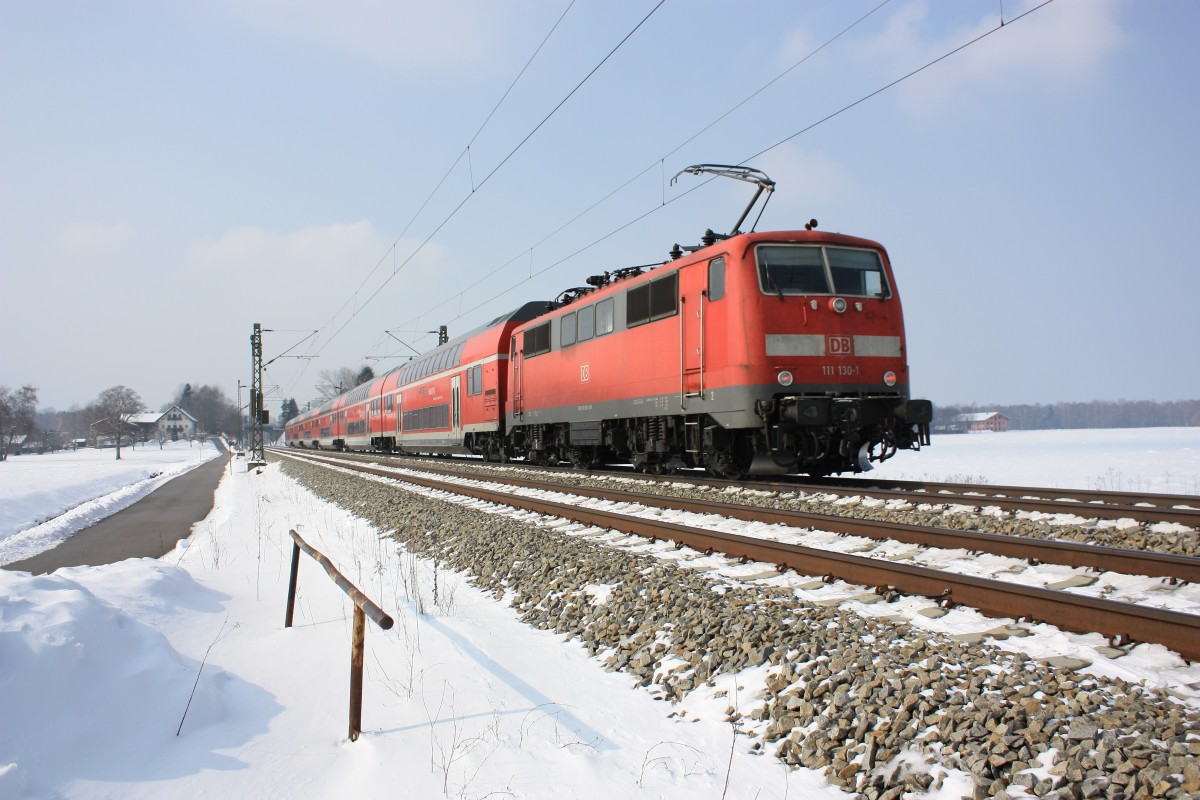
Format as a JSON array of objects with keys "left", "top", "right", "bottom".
[
  {"left": 707, "top": 444, "right": 750, "bottom": 480},
  {"left": 569, "top": 447, "right": 598, "bottom": 469}
]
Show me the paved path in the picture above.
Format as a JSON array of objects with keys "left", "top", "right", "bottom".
[{"left": 3, "top": 442, "right": 232, "bottom": 575}]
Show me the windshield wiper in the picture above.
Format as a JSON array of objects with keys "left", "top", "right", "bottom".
[{"left": 761, "top": 255, "right": 784, "bottom": 299}]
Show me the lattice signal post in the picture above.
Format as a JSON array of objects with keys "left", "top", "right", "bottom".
[{"left": 248, "top": 323, "right": 267, "bottom": 468}]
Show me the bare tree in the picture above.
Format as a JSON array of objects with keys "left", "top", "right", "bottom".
[
  {"left": 93, "top": 386, "right": 144, "bottom": 460},
  {"left": 313, "top": 366, "right": 368, "bottom": 404},
  {"left": 0, "top": 385, "right": 38, "bottom": 461},
  {"left": 170, "top": 383, "right": 237, "bottom": 436}
]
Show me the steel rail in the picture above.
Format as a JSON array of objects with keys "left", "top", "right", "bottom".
[
  {"left": 297, "top": 447, "right": 1200, "bottom": 526},
  {"left": 291, "top": 451, "right": 1200, "bottom": 584},
  {"left": 280, "top": 451, "right": 1200, "bottom": 661},
  {"left": 765, "top": 476, "right": 1200, "bottom": 527}
]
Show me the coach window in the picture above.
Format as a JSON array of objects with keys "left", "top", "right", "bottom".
[
  {"left": 577, "top": 304, "right": 594, "bottom": 342},
  {"left": 561, "top": 312, "right": 576, "bottom": 347},
  {"left": 708, "top": 257, "right": 726, "bottom": 301},
  {"left": 596, "top": 298, "right": 614, "bottom": 336}
]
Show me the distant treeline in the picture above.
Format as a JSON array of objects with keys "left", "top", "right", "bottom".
[{"left": 934, "top": 400, "right": 1200, "bottom": 430}]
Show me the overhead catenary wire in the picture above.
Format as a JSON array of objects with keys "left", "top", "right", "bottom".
[
  {"left": 296, "top": 0, "right": 579, "bottom": 383},
  {"left": 373, "top": 0, "right": 898, "bottom": 356},
  {"left": 377, "top": 0, "right": 1058, "bottom": 356},
  {"left": 303, "top": 0, "right": 668, "bottom": 371}
]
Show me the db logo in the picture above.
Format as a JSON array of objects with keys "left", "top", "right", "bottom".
[
  {"left": 827, "top": 335, "right": 853, "bottom": 355},
  {"left": 581, "top": 363, "right": 590, "bottom": 383}
]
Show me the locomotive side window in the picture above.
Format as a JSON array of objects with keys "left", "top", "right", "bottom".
[
  {"left": 561, "top": 312, "right": 576, "bottom": 347},
  {"left": 524, "top": 322, "right": 551, "bottom": 357},
  {"left": 627, "top": 284, "right": 650, "bottom": 327},
  {"left": 649, "top": 271, "right": 678, "bottom": 320},
  {"left": 709, "top": 257, "right": 726, "bottom": 301},
  {"left": 628, "top": 273, "right": 679, "bottom": 328},
  {"left": 577, "top": 305, "right": 594, "bottom": 342},
  {"left": 596, "top": 298, "right": 614, "bottom": 336},
  {"left": 828, "top": 248, "right": 889, "bottom": 297}
]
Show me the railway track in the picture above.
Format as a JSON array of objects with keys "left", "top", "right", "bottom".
[
  {"left": 277, "top": 448, "right": 1200, "bottom": 661},
  {"left": 279, "top": 446, "right": 1200, "bottom": 526}
]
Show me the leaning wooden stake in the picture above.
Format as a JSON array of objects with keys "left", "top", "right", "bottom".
[{"left": 284, "top": 529, "right": 393, "bottom": 741}]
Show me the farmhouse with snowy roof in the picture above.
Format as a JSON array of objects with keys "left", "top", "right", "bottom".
[
  {"left": 954, "top": 412, "right": 1010, "bottom": 432},
  {"left": 129, "top": 405, "right": 198, "bottom": 441}
]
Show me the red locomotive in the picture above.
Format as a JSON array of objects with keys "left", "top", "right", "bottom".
[{"left": 285, "top": 165, "right": 931, "bottom": 476}]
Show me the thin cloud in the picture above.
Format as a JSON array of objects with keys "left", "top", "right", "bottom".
[
  {"left": 60, "top": 221, "right": 135, "bottom": 254},
  {"left": 210, "top": 0, "right": 519, "bottom": 73},
  {"left": 847, "top": 0, "right": 1126, "bottom": 111}
]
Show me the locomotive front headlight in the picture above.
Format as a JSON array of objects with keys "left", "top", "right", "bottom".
[
  {"left": 777, "top": 370, "right": 794, "bottom": 387},
  {"left": 883, "top": 370, "right": 897, "bottom": 387},
  {"left": 829, "top": 297, "right": 848, "bottom": 314}
]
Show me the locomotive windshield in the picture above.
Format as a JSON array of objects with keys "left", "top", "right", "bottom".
[{"left": 756, "top": 245, "right": 890, "bottom": 298}]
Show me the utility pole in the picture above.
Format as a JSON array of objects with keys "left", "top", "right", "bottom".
[{"left": 248, "top": 323, "right": 267, "bottom": 468}]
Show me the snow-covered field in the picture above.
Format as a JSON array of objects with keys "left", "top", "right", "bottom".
[
  {"left": 1, "top": 428, "right": 1197, "bottom": 799},
  {"left": 869, "top": 427, "right": 1200, "bottom": 495},
  {"left": 0, "top": 439, "right": 220, "bottom": 565}
]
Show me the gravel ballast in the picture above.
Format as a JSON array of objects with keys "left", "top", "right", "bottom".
[{"left": 278, "top": 456, "right": 1200, "bottom": 799}]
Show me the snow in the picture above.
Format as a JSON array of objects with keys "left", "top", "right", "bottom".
[
  {"left": 0, "top": 428, "right": 1198, "bottom": 799},
  {"left": 0, "top": 440, "right": 220, "bottom": 565},
  {"left": 868, "top": 426, "right": 1200, "bottom": 495}
]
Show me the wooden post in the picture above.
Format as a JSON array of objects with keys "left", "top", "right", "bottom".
[
  {"left": 283, "top": 529, "right": 393, "bottom": 742},
  {"left": 284, "top": 541, "right": 300, "bottom": 628},
  {"left": 349, "top": 605, "right": 365, "bottom": 741}
]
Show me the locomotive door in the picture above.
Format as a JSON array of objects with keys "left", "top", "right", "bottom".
[
  {"left": 511, "top": 334, "right": 524, "bottom": 419},
  {"left": 680, "top": 262, "right": 707, "bottom": 401},
  {"left": 451, "top": 375, "right": 461, "bottom": 442}
]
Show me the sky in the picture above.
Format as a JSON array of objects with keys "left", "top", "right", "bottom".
[
  {"left": 2, "top": 0, "right": 1198, "bottom": 413},
  {"left": 2, "top": 432, "right": 1199, "bottom": 797}
]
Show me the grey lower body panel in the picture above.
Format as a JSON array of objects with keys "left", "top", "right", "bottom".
[{"left": 510, "top": 382, "right": 907, "bottom": 432}]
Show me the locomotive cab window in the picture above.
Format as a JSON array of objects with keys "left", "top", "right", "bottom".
[
  {"left": 829, "top": 248, "right": 888, "bottom": 297},
  {"left": 756, "top": 245, "right": 889, "bottom": 298}
]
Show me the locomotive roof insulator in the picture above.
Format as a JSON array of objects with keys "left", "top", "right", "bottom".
[
  {"left": 554, "top": 287, "right": 594, "bottom": 306},
  {"left": 669, "top": 243, "right": 683, "bottom": 261},
  {"left": 611, "top": 265, "right": 647, "bottom": 281},
  {"left": 586, "top": 272, "right": 610, "bottom": 287}
]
